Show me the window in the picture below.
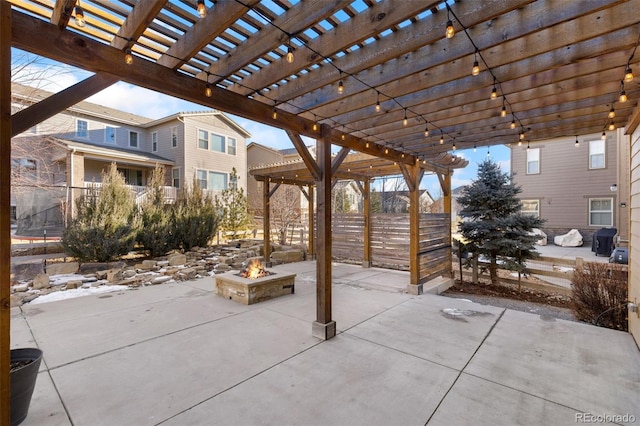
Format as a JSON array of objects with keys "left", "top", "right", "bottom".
[
  {"left": 196, "top": 169, "right": 207, "bottom": 188},
  {"left": 152, "top": 132, "right": 158, "bottom": 152},
  {"left": 129, "top": 131, "right": 138, "bottom": 148},
  {"left": 198, "top": 129, "right": 209, "bottom": 150},
  {"left": 12, "top": 158, "right": 37, "bottom": 180},
  {"left": 211, "top": 134, "right": 225, "bottom": 153},
  {"left": 589, "top": 140, "right": 605, "bottom": 169},
  {"left": 105, "top": 126, "right": 116, "bottom": 143},
  {"left": 521, "top": 200, "right": 540, "bottom": 218},
  {"left": 526, "top": 147, "right": 540, "bottom": 174},
  {"left": 589, "top": 198, "right": 613, "bottom": 226},
  {"left": 171, "top": 126, "right": 178, "bottom": 147},
  {"left": 208, "top": 171, "right": 227, "bottom": 190},
  {"left": 76, "top": 119, "right": 88, "bottom": 138},
  {"left": 172, "top": 168, "right": 180, "bottom": 188},
  {"left": 227, "top": 137, "right": 236, "bottom": 155}
]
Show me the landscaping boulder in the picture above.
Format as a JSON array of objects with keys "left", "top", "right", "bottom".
[
  {"left": 106, "top": 269, "right": 124, "bottom": 283},
  {"left": 270, "top": 250, "right": 303, "bottom": 264},
  {"left": 46, "top": 262, "right": 79, "bottom": 275},
  {"left": 168, "top": 253, "right": 187, "bottom": 266},
  {"left": 32, "top": 273, "right": 50, "bottom": 290}
]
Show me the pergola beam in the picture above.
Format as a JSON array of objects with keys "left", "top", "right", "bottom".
[{"left": 11, "top": 73, "right": 119, "bottom": 137}]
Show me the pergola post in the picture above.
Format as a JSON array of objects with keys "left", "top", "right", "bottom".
[
  {"left": 307, "top": 185, "right": 315, "bottom": 260},
  {"left": 312, "top": 124, "right": 335, "bottom": 340},
  {"left": 1, "top": 2, "right": 12, "bottom": 423},
  {"left": 443, "top": 173, "right": 453, "bottom": 277},
  {"left": 263, "top": 179, "right": 271, "bottom": 266},
  {"left": 407, "top": 163, "right": 422, "bottom": 292},
  {"left": 363, "top": 179, "right": 372, "bottom": 268}
]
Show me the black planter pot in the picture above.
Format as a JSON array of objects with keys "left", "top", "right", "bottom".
[{"left": 10, "top": 348, "right": 43, "bottom": 426}]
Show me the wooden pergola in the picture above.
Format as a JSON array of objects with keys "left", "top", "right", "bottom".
[{"left": 2, "top": 0, "right": 640, "bottom": 422}]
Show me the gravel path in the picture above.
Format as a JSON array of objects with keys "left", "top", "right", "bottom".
[{"left": 441, "top": 292, "right": 577, "bottom": 322}]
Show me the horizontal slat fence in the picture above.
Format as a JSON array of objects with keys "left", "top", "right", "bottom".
[
  {"left": 419, "top": 214, "right": 452, "bottom": 282},
  {"left": 332, "top": 213, "right": 365, "bottom": 262},
  {"left": 370, "top": 213, "right": 411, "bottom": 269}
]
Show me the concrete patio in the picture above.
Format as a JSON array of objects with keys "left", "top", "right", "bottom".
[{"left": 10, "top": 261, "right": 640, "bottom": 426}]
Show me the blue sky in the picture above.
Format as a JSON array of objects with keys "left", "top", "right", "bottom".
[{"left": 12, "top": 48, "right": 510, "bottom": 196}]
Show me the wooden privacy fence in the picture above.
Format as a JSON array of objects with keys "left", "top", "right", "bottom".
[{"left": 332, "top": 213, "right": 452, "bottom": 283}]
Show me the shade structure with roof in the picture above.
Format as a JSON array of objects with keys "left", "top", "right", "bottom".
[{"left": 2, "top": 1, "right": 640, "bottom": 423}]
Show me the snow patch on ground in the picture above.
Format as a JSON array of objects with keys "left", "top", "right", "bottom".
[
  {"left": 49, "top": 274, "right": 97, "bottom": 286},
  {"left": 29, "top": 285, "right": 130, "bottom": 304}
]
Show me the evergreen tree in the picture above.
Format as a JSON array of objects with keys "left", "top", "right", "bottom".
[
  {"left": 458, "top": 159, "right": 544, "bottom": 285},
  {"left": 62, "top": 163, "right": 138, "bottom": 262},
  {"left": 370, "top": 188, "right": 382, "bottom": 213},
  {"left": 217, "top": 168, "right": 251, "bottom": 239},
  {"left": 333, "top": 186, "right": 352, "bottom": 213},
  {"left": 138, "top": 165, "right": 176, "bottom": 257},
  {"left": 172, "top": 177, "right": 220, "bottom": 250}
]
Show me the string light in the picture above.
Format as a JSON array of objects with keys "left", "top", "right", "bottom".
[
  {"left": 487, "top": 147, "right": 490, "bottom": 157},
  {"left": 205, "top": 83, "right": 212, "bottom": 97},
  {"left": 272, "top": 102, "right": 277, "bottom": 119},
  {"left": 526, "top": 141, "right": 530, "bottom": 152},
  {"left": 365, "top": 141, "right": 370, "bottom": 148},
  {"left": 312, "top": 115, "right": 318, "bottom": 131},
  {"left": 510, "top": 118, "right": 516, "bottom": 129},
  {"left": 439, "top": 132, "right": 444, "bottom": 145},
  {"left": 403, "top": 108, "right": 408, "bottom": 126},
  {"left": 519, "top": 129, "right": 525, "bottom": 140},
  {"left": 338, "top": 76, "right": 344, "bottom": 95},
  {"left": 608, "top": 122, "right": 616, "bottom": 131},
  {"left": 385, "top": 148, "right": 389, "bottom": 154},
  {"left": 452, "top": 140, "right": 456, "bottom": 151},
  {"left": 500, "top": 97, "right": 507, "bottom": 117},
  {"left": 197, "top": 0, "right": 206, "bottom": 18},
  {"left": 286, "top": 36, "right": 294, "bottom": 63},
  {"left": 619, "top": 81, "right": 627, "bottom": 103},
  {"left": 424, "top": 123, "right": 429, "bottom": 137},
  {"left": 624, "top": 66, "right": 634, "bottom": 83},
  {"left": 471, "top": 50, "right": 480, "bottom": 76},
  {"left": 491, "top": 86, "right": 497, "bottom": 100},
  {"left": 601, "top": 131, "right": 606, "bottom": 140},
  {"left": 575, "top": 136, "right": 580, "bottom": 148},
  {"left": 124, "top": 48, "right": 133, "bottom": 65},
  {"left": 445, "top": 5, "right": 455, "bottom": 40},
  {"left": 518, "top": 140, "right": 522, "bottom": 147},
  {"left": 74, "top": 1, "right": 86, "bottom": 27},
  {"left": 608, "top": 106, "right": 616, "bottom": 119},
  {"left": 375, "top": 92, "right": 381, "bottom": 112},
  {"left": 473, "top": 144, "right": 477, "bottom": 152}
]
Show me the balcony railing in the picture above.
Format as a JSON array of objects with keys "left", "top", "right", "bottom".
[{"left": 84, "top": 182, "right": 178, "bottom": 204}]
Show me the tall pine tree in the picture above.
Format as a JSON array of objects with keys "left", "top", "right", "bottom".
[
  {"left": 217, "top": 168, "right": 251, "bottom": 240},
  {"left": 458, "top": 159, "right": 544, "bottom": 285}
]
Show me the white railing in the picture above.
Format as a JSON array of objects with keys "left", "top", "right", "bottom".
[{"left": 84, "top": 182, "right": 178, "bottom": 204}]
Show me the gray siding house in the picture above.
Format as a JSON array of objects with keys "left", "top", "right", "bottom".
[
  {"left": 11, "top": 83, "right": 250, "bottom": 236},
  {"left": 510, "top": 130, "right": 627, "bottom": 244}
]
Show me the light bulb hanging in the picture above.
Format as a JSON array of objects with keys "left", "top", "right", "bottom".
[
  {"left": 197, "top": 0, "right": 206, "bottom": 18},
  {"left": 608, "top": 106, "right": 616, "bottom": 119},
  {"left": 473, "top": 144, "right": 477, "bottom": 152},
  {"left": 619, "top": 81, "right": 627, "bottom": 103},
  {"left": 403, "top": 109, "right": 408, "bottom": 126},
  {"left": 286, "top": 36, "right": 294, "bottom": 63},
  {"left": 452, "top": 141, "right": 456, "bottom": 151},
  {"left": 439, "top": 133, "right": 444, "bottom": 145},
  {"left": 205, "top": 83, "right": 212, "bottom": 98},
  {"left": 527, "top": 142, "right": 530, "bottom": 152},
  {"left": 608, "top": 122, "right": 616, "bottom": 131},
  {"left": 510, "top": 118, "right": 516, "bottom": 129},
  {"left": 124, "top": 48, "right": 133, "bottom": 65},
  {"left": 601, "top": 131, "right": 606, "bottom": 140},
  {"left": 424, "top": 123, "right": 429, "bottom": 137},
  {"left": 487, "top": 147, "right": 490, "bottom": 157},
  {"left": 74, "top": 2, "right": 86, "bottom": 27},
  {"left": 338, "top": 78, "right": 344, "bottom": 95},
  {"left": 500, "top": 97, "right": 507, "bottom": 117},
  {"left": 575, "top": 136, "right": 580, "bottom": 148},
  {"left": 491, "top": 85, "right": 497, "bottom": 100},
  {"left": 272, "top": 102, "right": 277, "bottom": 120},
  {"left": 471, "top": 51, "right": 480, "bottom": 76},
  {"left": 445, "top": 20, "right": 455, "bottom": 39},
  {"left": 312, "top": 115, "right": 318, "bottom": 131},
  {"left": 375, "top": 92, "right": 381, "bottom": 112},
  {"left": 519, "top": 129, "right": 525, "bottom": 140},
  {"left": 624, "top": 66, "right": 634, "bottom": 83}
]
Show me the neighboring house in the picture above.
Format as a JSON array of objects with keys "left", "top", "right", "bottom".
[
  {"left": 11, "top": 83, "right": 250, "bottom": 236},
  {"left": 510, "top": 131, "right": 628, "bottom": 244}
]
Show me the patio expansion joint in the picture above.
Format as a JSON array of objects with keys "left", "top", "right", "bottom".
[{"left": 424, "top": 308, "right": 506, "bottom": 425}]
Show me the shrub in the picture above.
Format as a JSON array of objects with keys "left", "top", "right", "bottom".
[
  {"left": 137, "top": 166, "right": 176, "bottom": 257},
  {"left": 62, "top": 163, "right": 138, "bottom": 262},
  {"left": 571, "top": 262, "right": 628, "bottom": 331},
  {"left": 217, "top": 168, "right": 251, "bottom": 239},
  {"left": 172, "top": 178, "right": 220, "bottom": 250}
]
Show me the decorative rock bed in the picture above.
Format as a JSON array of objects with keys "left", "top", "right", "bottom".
[{"left": 9, "top": 240, "right": 307, "bottom": 307}]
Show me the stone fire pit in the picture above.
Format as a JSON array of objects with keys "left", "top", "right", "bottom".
[{"left": 215, "top": 262, "right": 295, "bottom": 305}]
